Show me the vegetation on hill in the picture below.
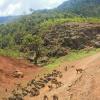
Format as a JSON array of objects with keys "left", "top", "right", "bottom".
[
  {"left": 0, "top": 17, "right": 99, "bottom": 64},
  {"left": 0, "top": 0, "right": 100, "bottom": 64},
  {"left": 45, "top": 48, "right": 100, "bottom": 69},
  {"left": 58, "top": 0, "right": 100, "bottom": 17}
]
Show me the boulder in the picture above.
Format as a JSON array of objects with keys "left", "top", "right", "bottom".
[
  {"left": 94, "top": 41, "right": 100, "bottom": 48},
  {"left": 48, "top": 47, "right": 68, "bottom": 57},
  {"left": 39, "top": 57, "right": 49, "bottom": 63},
  {"left": 12, "top": 70, "right": 24, "bottom": 78}
]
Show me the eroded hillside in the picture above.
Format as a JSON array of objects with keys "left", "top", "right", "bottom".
[
  {"left": 43, "top": 23, "right": 100, "bottom": 57},
  {"left": 0, "top": 22, "right": 99, "bottom": 100}
]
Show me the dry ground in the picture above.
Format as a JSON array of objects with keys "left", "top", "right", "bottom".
[
  {"left": 0, "top": 56, "right": 41, "bottom": 98},
  {"left": 0, "top": 52, "right": 100, "bottom": 100},
  {"left": 24, "top": 52, "right": 100, "bottom": 100}
]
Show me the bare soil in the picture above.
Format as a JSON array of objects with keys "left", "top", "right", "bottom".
[
  {"left": 0, "top": 56, "right": 41, "bottom": 98},
  {"left": 0, "top": 52, "right": 100, "bottom": 100},
  {"left": 24, "top": 52, "right": 100, "bottom": 100}
]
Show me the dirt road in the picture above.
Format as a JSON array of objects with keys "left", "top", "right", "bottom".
[
  {"left": 0, "top": 52, "right": 100, "bottom": 100},
  {"left": 24, "top": 52, "right": 100, "bottom": 100}
]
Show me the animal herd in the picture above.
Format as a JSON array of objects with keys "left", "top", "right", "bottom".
[{"left": 2, "top": 65, "right": 84, "bottom": 100}]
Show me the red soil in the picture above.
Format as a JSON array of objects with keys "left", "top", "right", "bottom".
[{"left": 0, "top": 56, "right": 40, "bottom": 98}]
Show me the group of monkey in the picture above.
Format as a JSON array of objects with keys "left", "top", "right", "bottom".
[
  {"left": 43, "top": 65, "right": 84, "bottom": 100},
  {"left": 43, "top": 94, "right": 58, "bottom": 100},
  {"left": 4, "top": 70, "right": 63, "bottom": 100},
  {"left": 3, "top": 65, "right": 84, "bottom": 100}
]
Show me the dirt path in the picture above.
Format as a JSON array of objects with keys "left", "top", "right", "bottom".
[{"left": 24, "top": 52, "right": 100, "bottom": 100}]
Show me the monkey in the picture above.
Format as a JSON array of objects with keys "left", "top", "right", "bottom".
[
  {"left": 15, "top": 83, "right": 22, "bottom": 90},
  {"left": 37, "top": 74, "right": 40, "bottom": 77},
  {"left": 76, "top": 68, "right": 84, "bottom": 74},
  {"left": 43, "top": 95, "right": 49, "bottom": 100},
  {"left": 51, "top": 78, "right": 62, "bottom": 88},
  {"left": 48, "top": 85, "right": 53, "bottom": 91},
  {"left": 71, "top": 65, "right": 75, "bottom": 68},
  {"left": 53, "top": 94, "right": 58, "bottom": 100},
  {"left": 21, "top": 87, "right": 29, "bottom": 96},
  {"left": 58, "top": 73, "right": 63, "bottom": 78},
  {"left": 13, "top": 70, "right": 24, "bottom": 78},
  {"left": 56, "top": 82, "right": 63, "bottom": 88},
  {"left": 30, "top": 88, "right": 40, "bottom": 97},
  {"left": 64, "top": 66, "right": 68, "bottom": 71},
  {"left": 70, "top": 93, "right": 73, "bottom": 100},
  {"left": 5, "top": 88, "right": 8, "bottom": 92},
  {"left": 2, "top": 97, "right": 8, "bottom": 100}
]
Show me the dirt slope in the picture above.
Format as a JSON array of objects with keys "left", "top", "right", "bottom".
[
  {"left": 24, "top": 52, "right": 100, "bottom": 100},
  {"left": 0, "top": 56, "right": 40, "bottom": 98}
]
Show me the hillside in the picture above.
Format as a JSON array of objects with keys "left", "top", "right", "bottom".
[
  {"left": 0, "top": 51, "right": 100, "bottom": 100},
  {"left": 41, "top": 22, "right": 100, "bottom": 58},
  {"left": 0, "top": 55, "right": 40, "bottom": 99},
  {"left": 58, "top": 0, "right": 100, "bottom": 17},
  {"left": 0, "top": 0, "right": 100, "bottom": 100},
  {"left": 0, "top": 0, "right": 99, "bottom": 64},
  {"left": 0, "top": 18, "right": 100, "bottom": 64}
]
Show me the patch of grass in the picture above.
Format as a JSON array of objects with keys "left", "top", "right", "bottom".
[
  {"left": 40, "top": 17, "right": 100, "bottom": 34},
  {"left": 0, "top": 49, "right": 22, "bottom": 58},
  {"left": 45, "top": 48, "right": 100, "bottom": 69}
]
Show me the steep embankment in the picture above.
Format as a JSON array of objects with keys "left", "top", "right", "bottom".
[{"left": 0, "top": 56, "right": 40, "bottom": 98}]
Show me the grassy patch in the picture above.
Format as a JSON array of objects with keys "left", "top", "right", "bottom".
[
  {"left": 0, "top": 49, "right": 22, "bottom": 58},
  {"left": 45, "top": 48, "right": 100, "bottom": 69},
  {"left": 40, "top": 17, "right": 100, "bottom": 34}
]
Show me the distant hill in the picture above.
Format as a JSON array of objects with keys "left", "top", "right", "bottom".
[
  {"left": 1, "top": 0, "right": 100, "bottom": 24},
  {"left": 57, "top": 0, "right": 100, "bottom": 17},
  {"left": 0, "top": 16, "right": 19, "bottom": 24}
]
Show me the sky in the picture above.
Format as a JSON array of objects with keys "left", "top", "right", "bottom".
[{"left": 0, "top": 0, "right": 67, "bottom": 16}]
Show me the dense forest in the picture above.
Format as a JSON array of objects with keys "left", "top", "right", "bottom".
[
  {"left": 58, "top": 0, "right": 100, "bottom": 17},
  {"left": 0, "top": 0, "right": 100, "bottom": 64}
]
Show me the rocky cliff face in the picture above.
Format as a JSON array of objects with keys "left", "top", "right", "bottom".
[{"left": 43, "top": 23, "right": 100, "bottom": 57}]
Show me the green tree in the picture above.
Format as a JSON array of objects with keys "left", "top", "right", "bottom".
[{"left": 22, "top": 34, "right": 43, "bottom": 64}]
